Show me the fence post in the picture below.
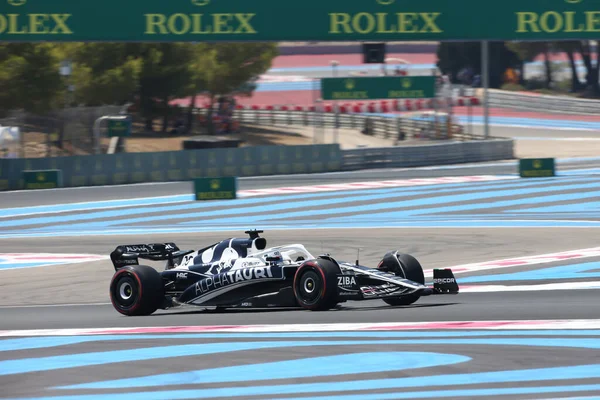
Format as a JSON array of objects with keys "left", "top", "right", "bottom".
[{"left": 396, "top": 117, "right": 405, "bottom": 144}]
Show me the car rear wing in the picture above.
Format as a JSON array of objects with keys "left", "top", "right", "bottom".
[{"left": 110, "top": 243, "right": 194, "bottom": 271}]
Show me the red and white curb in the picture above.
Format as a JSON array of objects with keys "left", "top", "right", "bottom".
[
  {"left": 201, "top": 97, "right": 480, "bottom": 114},
  {"left": 1, "top": 319, "right": 599, "bottom": 337},
  {"left": 240, "top": 175, "right": 515, "bottom": 197}
]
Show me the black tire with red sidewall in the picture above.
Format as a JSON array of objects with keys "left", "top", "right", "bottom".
[
  {"left": 293, "top": 258, "right": 340, "bottom": 311},
  {"left": 110, "top": 265, "right": 164, "bottom": 316},
  {"left": 378, "top": 252, "right": 425, "bottom": 306}
]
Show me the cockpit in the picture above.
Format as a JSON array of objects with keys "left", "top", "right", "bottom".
[{"left": 192, "top": 230, "right": 314, "bottom": 267}]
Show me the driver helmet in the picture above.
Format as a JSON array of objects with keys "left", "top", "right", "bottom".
[{"left": 265, "top": 250, "right": 283, "bottom": 264}]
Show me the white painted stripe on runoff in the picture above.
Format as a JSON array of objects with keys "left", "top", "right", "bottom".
[
  {"left": 0, "top": 180, "right": 181, "bottom": 194},
  {"left": 464, "top": 121, "right": 600, "bottom": 132},
  {"left": 0, "top": 195, "right": 192, "bottom": 219},
  {"left": 424, "top": 246, "right": 600, "bottom": 277},
  {"left": 0, "top": 302, "right": 111, "bottom": 309},
  {"left": 231, "top": 175, "right": 517, "bottom": 197},
  {"left": 2, "top": 319, "right": 600, "bottom": 337},
  {"left": 0, "top": 253, "right": 109, "bottom": 272},
  {"left": 516, "top": 137, "right": 600, "bottom": 141},
  {"left": 461, "top": 281, "right": 600, "bottom": 293}
]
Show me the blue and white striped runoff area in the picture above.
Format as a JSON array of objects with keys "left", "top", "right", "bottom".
[{"left": 1, "top": 169, "right": 600, "bottom": 238}]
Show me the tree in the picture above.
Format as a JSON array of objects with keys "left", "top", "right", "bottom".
[
  {"left": 506, "top": 41, "right": 554, "bottom": 89},
  {"left": 0, "top": 44, "right": 63, "bottom": 116},
  {"left": 66, "top": 43, "right": 143, "bottom": 106},
  {"left": 437, "top": 42, "right": 520, "bottom": 89},
  {"left": 138, "top": 43, "right": 198, "bottom": 132},
  {"left": 199, "top": 43, "right": 278, "bottom": 133},
  {"left": 63, "top": 43, "right": 200, "bottom": 131},
  {"left": 574, "top": 40, "right": 600, "bottom": 96},
  {"left": 203, "top": 43, "right": 277, "bottom": 99},
  {"left": 185, "top": 44, "right": 217, "bottom": 131}
]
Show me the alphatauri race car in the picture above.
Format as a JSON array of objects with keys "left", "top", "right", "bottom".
[{"left": 109, "top": 230, "right": 459, "bottom": 316}]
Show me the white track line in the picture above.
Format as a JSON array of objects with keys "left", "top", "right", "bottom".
[
  {"left": 2, "top": 319, "right": 600, "bottom": 337},
  {"left": 0, "top": 302, "right": 111, "bottom": 309},
  {"left": 461, "top": 281, "right": 600, "bottom": 293},
  {"left": 0, "top": 254, "right": 109, "bottom": 272},
  {"left": 425, "top": 246, "right": 600, "bottom": 277}
]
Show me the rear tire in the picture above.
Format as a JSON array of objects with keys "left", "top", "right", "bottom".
[
  {"left": 110, "top": 265, "right": 164, "bottom": 316},
  {"left": 293, "top": 258, "right": 340, "bottom": 311},
  {"left": 378, "top": 252, "right": 425, "bottom": 306}
]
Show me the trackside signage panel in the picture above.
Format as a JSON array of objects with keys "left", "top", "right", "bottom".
[
  {"left": 1, "top": 0, "right": 600, "bottom": 42},
  {"left": 194, "top": 176, "right": 237, "bottom": 200},
  {"left": 321, "top": 77, "right": 436, "bottom": 100},
  {"left": 519, "top": 158, "right": 556, "bottom": 178},
  {"left": 107, "top": 119, "right": 132, "bottom": 138},
  {"left": 22, "top": 169, "right": 62, "bottom": 190}
]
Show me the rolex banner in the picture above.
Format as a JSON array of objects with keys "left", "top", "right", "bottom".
[
  {"left": 321, "top": 76, "right": 436, "bottom": 101},
  {"left": 519, "top": 158, "right": 556, "bottom": 178},
  {"left": 22, "top": 169, "right": 63, "bottom": 190},
  {"left": 2, "top": 0, "right": 600, "bottom": 42},
  {"left": 194, "top": 176, "right": 237, "bottom": 201}
]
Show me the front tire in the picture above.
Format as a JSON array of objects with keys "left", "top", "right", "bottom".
[
  {"left": 293, "top": 258, "right": 340, "bottom": 311},
  {"left": 378, "top": 252, "right": 425, "bottom": 306},
  {"left": 110, "top": 265, "right": 164, "bottom": 316}
]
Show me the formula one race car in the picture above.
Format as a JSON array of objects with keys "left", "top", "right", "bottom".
[{"left": 109, "top": 230, "right": 459, "bottom": 316}]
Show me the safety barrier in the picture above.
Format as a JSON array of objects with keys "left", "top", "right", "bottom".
[
  {"left": 341, "top": 138, "right": 514, "bottom": 170},
  {"left": 0, "top": 144, "right": 343, "bottom": 191},
  {"left": 1, "top": 138, "right": 515, "bottom": 191},
  {"left": 225, "top": 109, "right": 472, "bottom": 141},
  {"left": 201, "top": 96, "right": 480, "bottom": 114},
  {"left": 485, "top": 89, "right": 600, "bottom": 115}
]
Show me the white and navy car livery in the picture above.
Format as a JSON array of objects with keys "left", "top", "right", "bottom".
[{"left": 109, "top": 230, "right": 459, "bottom": 316}]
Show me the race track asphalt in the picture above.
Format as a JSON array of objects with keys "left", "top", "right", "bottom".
[
  {"left": 1, "top": 290, "right": 598, "bottom": 330},
  {"left": 2, "top": 160, "right": 600, "bottom": 399},
  {"left": 1, "top": 227, "right": 599, "bottom": 309}
]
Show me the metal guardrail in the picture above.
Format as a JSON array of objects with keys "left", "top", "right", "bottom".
[
  {"left": 228, "top": 108, "right": 477, "bottom": 142},
  {"left": 227, "top": 108, "right": 514, "bottom": 170},
  {"left": 454, "top": 86, "right": 600, "bottom": 116},
  {"left": 486, "top": 89, "right": 600, "bottom": 115}
]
